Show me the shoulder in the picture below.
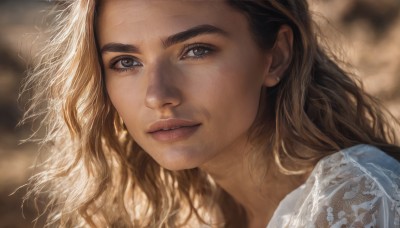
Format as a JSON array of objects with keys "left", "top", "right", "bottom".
[
  {"left": 315, "top": 144, "right": 400, "bottom": 182},
  {"left": 274, "top": 144, "right": 400, "bottom": 228},
  {"left": 315, "top": 144, "right": 400, "bottom": 201}
]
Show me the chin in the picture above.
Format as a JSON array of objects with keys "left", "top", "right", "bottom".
[
  {"left": 157, "top": 157, "right": 201, "bottom": 171},
  {"left": 138, "top": 141, "right": 209, "bottom": 171},
  {"left": 154, "top": 150, "right": 205, "bottom": 171}
]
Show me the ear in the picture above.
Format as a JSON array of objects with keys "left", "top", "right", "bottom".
[{"left": 263, "top": 25, "right": 293, "bottom": 87}]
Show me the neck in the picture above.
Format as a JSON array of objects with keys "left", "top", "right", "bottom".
[{"left": 200, "top": 136, "right": 308, "bottom": 227}]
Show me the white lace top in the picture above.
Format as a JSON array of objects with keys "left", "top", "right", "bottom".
[{"left": 267, "top": 144, "right": 400, "bottom": 228}]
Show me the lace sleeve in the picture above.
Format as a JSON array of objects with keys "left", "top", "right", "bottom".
[
  {"left": 279, "top": 146, "right": 400, "bottom": 228},
  {"left": 311, "top": 174, "right": 400, "bottom": 227}
]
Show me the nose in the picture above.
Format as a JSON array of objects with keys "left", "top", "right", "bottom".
[{"left": 144, "top": 62, "right": 182, "bottom": 110}]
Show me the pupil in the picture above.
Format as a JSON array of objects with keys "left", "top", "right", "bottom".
[
  {"left": 121, "top": 59, "right": 133, "bottom": 67},
  {"left": 193, "top": 48, "right": 205, "bottom": 56}
]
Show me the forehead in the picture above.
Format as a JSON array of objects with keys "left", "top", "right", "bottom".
[{"left": 96, "top": 0, "right": 249, "bottom": 44}]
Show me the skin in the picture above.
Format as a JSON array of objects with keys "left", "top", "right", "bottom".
[{"left": 97, "top": 1, "right": 303, "bottom": 227}]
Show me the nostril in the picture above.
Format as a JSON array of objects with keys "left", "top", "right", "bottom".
[
  {"left": 144, "top": 83, "right": 182, "bottom": 110},
  {"left": 144, "top": 61, "right": 182, "bottom": 110}
]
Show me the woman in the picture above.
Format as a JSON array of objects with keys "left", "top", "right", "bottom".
[{"left": 24, "top": 0, "right": 400, "bottom": 227}]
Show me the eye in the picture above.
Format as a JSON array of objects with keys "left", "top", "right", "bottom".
[
  {"left": 181, "top": 43, "right": 215, "bottom": 59},
  {"left": 186, "top": 47, "right": 209, "bottom": 57},
  {"left": 110, "top": 56, "right": 142, "bottom": 72}
]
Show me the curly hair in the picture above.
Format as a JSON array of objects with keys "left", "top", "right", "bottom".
[{"left": 22, "top": 0, "right": 399, "bottom": 227}]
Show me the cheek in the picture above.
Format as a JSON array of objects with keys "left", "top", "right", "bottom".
[
  {"left": 106, "top": 77, "right": 130, "bottom": 113},
  {"left": 216, "top": 51, "right": 264, "bottom": 105},
  {"left": 221, "top": 54, "right": 266, "bottom": 125},
  {"left": 105, "top": 76, "right": 144, "bottom": 135},
  {"left": 218, "top": 65, "right": 262, "bottom": 122},
  {"left": 188, "top": 58, "right": 264, "bottom": 136}
]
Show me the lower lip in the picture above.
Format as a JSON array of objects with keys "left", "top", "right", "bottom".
[{"left": 149, "top": 125, "right": 200, "bottom": 142}]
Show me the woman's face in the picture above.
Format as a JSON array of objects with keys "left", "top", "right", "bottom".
[{"left": 97, "top": 0, "right": 274, "bottom": 170}]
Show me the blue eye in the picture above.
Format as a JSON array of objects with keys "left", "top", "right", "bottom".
[
  {"left": 181, "top": 43, "right": 215, "bottom": 59},
  {"left": 111, "top": 56, "right": 142, "bottom": 72}
]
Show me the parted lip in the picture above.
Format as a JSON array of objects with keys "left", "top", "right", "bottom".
[{"left": 146, "top": 118, "right": 201, "bottom": 133}]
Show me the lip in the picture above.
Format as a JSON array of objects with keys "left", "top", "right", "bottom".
[{"left": 147, "top": 118, "right": 201, "bottom": 142}]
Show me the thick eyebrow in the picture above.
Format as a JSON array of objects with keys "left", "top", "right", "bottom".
[
  {"left": 100, "top": 24, "right": 228, "bottom": 54},
  {"left": 101, "top": 43, "right": 140, "bottom": 54},
  {"left": 162, "top": 24, "right": 228, "bottom": 48}
]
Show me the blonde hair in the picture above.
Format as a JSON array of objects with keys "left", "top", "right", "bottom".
[{"left": 23, "top": 0, "right": 399, "bottom": 227}]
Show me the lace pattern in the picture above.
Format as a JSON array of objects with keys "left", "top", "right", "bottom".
[{"left": 268, "top": 145, "right": 400, "bottom": 228}]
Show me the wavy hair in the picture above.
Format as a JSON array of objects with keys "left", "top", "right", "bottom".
[{"left": 23, "top": 0, "right": 399, "bottom": 227}]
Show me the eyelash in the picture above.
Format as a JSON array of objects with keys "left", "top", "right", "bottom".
[
  {"left": 109, "top": 43, "right": 216, "bottom": 72},
  {"left": 109, "top": 55, "right": 142, "bottom": 73},
  {"left": 180, "top": 43, "right": 216, "bottom": 60}
]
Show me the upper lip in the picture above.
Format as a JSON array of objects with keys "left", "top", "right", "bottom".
[{"left": 147, "top": 118, "right": 201, "bottom": 133}]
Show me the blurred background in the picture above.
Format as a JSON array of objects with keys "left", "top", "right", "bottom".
[{"left": 0, "top": 0, "right": 399, "bottom": 227}]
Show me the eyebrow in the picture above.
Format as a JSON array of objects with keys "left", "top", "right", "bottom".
[
  {"left": 162, "top": 24, "right": 228, "bottom": 48},
  {"left": 100, "top": 43, "right": 139, "bottom": 54},
  {"left": 100, "top": 24, "right": 228, "bottom": 54}
]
